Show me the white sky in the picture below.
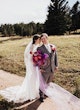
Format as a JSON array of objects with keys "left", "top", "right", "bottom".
[{"left": 0, "top": 0, "right": 79, "bottom": 24}]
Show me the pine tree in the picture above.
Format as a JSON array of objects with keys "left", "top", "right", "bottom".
[
  {"left": 70, "top": 1, "right": 80, "bottom": 31},
  {"left": 44, "top": 0, "right": 69, "bottom": 35}
]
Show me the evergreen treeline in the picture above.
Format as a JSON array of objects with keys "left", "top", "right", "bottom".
[
  {"left": 0, "top": 0, "right": 80, "bottom": 36},
  {"left": 44, "top": 0, "right": 80, "bottom": 35},
  {"left": 0, "top": 22, "right": 44, "bottom": 37}
]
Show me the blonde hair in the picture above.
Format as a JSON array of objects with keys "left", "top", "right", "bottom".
[{"left": 41, "top": 33, "right": 48, "bottom": 38}]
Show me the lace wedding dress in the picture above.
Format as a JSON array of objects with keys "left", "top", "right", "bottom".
[{"left": 0, "top": 41, "right": 80, "bottom": 110}]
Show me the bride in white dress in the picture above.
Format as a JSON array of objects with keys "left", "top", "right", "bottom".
[
  {"left": 0, "top": 34, "right": 41, "bottom": 102},
  {"left": 0, "top": 34, "right": 80, "bottom": 110}
]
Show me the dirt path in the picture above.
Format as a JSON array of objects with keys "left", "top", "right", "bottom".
[
  {"left": 0, "top": 70, "right": 24, "bottom": 90},
  {"left": 0, "top": 70, "right": 56, "bottom": 110}
]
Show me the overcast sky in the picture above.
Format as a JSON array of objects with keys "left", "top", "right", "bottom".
[{"left": 0, "top": 0, "right": 78, "bottom": 24}]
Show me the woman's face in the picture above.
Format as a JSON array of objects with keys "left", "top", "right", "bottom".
[{"left": 35, "top": 38, "right": 41, "bottom": 44}]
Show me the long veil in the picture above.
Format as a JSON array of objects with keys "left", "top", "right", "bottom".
[
  {"left": 0, "top": 40, "right": 40, "bottom": 103},
  {"left": 38, "top": 68, "right": 80, "bottom": 110},
  {"left": 0, "top": 40, "right": 80, "bottom": 110},
  {"left": 24, "top": 41, "right": 80, "bottom": 110}
]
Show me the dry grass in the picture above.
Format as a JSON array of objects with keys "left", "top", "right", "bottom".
[
  {"left": 0, "top": 36, "right": 30, "bottom": 76},
  {"left": 0, "top": 35, "right": 80, "bottom": 94},
  {"left": 49, "top": 36, "right": 80, "bottom": 74}
]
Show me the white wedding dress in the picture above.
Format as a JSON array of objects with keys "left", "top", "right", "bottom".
[
  {"left": 0, "top": 42, "right": 40, "bottom": 102},
  {"left": 0, "top": 41, "right": 80, "bottom": 110}
]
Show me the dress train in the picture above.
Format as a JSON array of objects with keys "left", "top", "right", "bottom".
[{"left": 0, "top": 42, "right": 80, "bottom": 110}]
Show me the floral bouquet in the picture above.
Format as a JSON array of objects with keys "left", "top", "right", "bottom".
[{"left": 30, "top": 50, "right": 50, "bottom": 69}]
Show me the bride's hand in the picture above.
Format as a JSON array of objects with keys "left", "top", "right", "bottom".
[{"left": 40, "top": 69, "right": 45, "bottom": 73}]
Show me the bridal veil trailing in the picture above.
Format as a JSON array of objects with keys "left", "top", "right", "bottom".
[
  {"left": 0, "top": 41, "right": 40, "bottom": 103},
  {"left": 0, "top": 40, "right": 80, "bottom": 110}
]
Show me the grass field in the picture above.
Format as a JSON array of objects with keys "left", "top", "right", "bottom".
[{"left": 0, "top": 35, "right": 80, "bottom": 95}]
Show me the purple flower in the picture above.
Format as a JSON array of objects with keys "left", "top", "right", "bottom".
[{"left": 33, "top": 51, "right": 49, "bottom": 67}]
